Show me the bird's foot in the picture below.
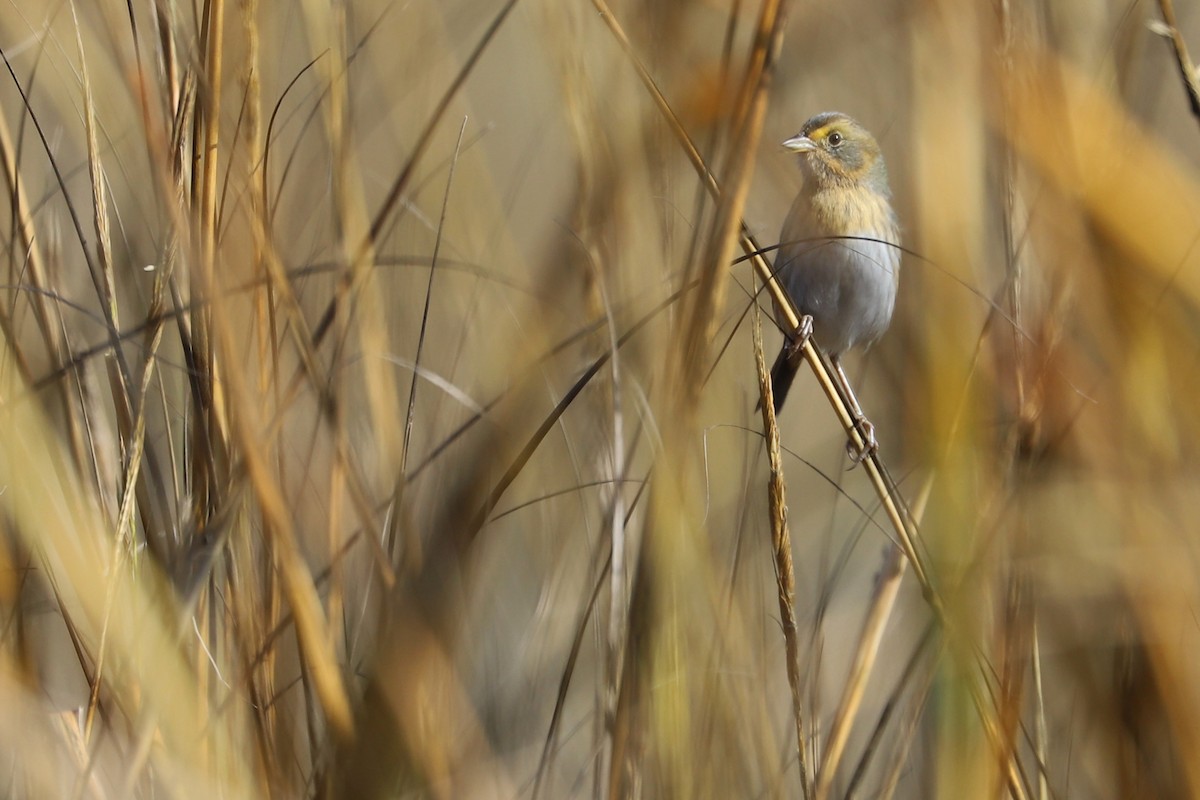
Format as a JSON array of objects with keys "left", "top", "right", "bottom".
[
  {"left": 785, "top": 315, "right": 814, "bottom": 364},
  {"left": 845, "top": 417, "right": 878, "bottom": 467}
]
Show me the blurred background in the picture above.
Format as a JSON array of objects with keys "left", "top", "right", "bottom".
[{"left": 0, "top": 0, "right": 1199, "bottom": 797}]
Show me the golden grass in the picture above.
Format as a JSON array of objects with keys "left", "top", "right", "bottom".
[{"left": 1, "top": 0, "right": 1199, "bottom": 798}]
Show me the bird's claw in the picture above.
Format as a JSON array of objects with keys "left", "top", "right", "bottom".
[
  {"left": 785, "top": 315, "right": 814, "bottom": 363},
  {"left": 845, "top": 417, "right": 878, "bottom": 467}
]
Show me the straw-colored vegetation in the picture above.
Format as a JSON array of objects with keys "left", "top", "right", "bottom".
[{"left": 1, "top": 0, "right": 1199, "bottom": 797}]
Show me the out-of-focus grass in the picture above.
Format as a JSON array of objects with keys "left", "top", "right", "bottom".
[{"left": 1, "top": 0, "right": 1199, "bottom": 798}]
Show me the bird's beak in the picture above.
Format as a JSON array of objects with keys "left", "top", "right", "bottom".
[{"left": 783, "top": 134, "right": 817, "bottom": 153}]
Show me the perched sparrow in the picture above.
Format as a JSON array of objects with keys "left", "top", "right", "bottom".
[{"left": 768, "top": 111, "right": 900, "bottom": 458}]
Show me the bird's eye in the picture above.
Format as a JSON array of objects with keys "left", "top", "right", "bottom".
[{"left": 827, "top": 131, "right": 844, "bottom": 147}]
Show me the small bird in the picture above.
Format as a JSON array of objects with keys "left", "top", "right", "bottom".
[{"left": 768, "top": 111, "right": 900, "bottom": 458}]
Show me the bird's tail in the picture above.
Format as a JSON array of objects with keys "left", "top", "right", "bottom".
[{"left": 756, "top": 344, "right": 801, "bottom": 415}]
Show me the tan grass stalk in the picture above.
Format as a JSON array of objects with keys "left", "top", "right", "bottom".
[
  {"left": 72, "top": 4, "right": 119, "bottom": 340},
  {"left": 299, "top": 0, "right": 403, "bottom": 480},
  {"left": 813, "top": 479, "right": 932, "bottom": 798},
  {"left": 83, "top": 323, "right": 164, "bottom": 744},
  {"left": 211, "top": 342, "right": 355, "bottom": 738},
  {"left": 189, "top": 0, "right": 229, "bottom": 527},
  {"left": 1032, "top": 617, "right": 1049, "bottom": 800},
  {"left": 877, "top": 644, "right": 941, "bottom": 800},
  {"left": 178, "top": 12, "right": 358, "bottom": 726},
  {"left": 751, "top": 294, "right": 811, "bottom": 797},
  {"left": 1153, "top": 0, "right": 1200, "bottom": 128},
  {"left": 813, "top": 548, "right": 907, "bottom": 799},
  {"left": 198, "top": 0, "right": 224, "bottom": 273},
  {"left": 0, "top": 99, "right": 49, "bottom": 381}
]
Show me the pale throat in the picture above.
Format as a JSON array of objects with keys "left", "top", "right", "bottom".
[{"left": 812, "top": 184, "right": 896, "bottom": 240}]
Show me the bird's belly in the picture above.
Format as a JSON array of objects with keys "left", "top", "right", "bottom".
[{"left": 778, "top": 233, "right": 898, "bottom": 355}]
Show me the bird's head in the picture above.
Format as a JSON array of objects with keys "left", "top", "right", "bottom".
[{"left": 784, "top": 112, "right": 889, "bottom": 192}]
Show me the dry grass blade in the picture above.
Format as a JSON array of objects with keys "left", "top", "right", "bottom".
[{"left": 401, "top": 116, "right": 468, "bottom": 477}]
